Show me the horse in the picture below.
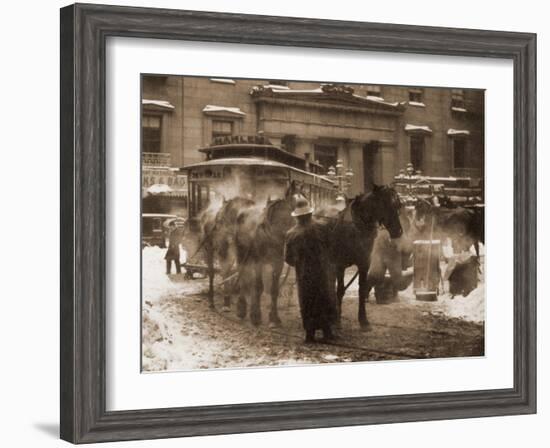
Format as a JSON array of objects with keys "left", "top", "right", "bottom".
[
  {"left": 200, "top": 196, "right": 255, "bottom": 308},
  {"left": 414, "top": 197, "right": 484, "bottom": 257},
  {"left": 234, "top": 187, "right": 299, "bottom": 326},
  {"left": 316, "top": 185, "right": 403, "bottom": 328}
]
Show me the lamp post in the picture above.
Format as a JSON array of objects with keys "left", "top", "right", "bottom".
[{"left": 327, "top": 159, "right": 354, "bottom": 198}]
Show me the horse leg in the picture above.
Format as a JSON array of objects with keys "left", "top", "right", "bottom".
[
  {"left": 269, "top": 259, "right": 284, "bottom": 327},
  {"left": 250, "top": 263, "right": 263, "bottom": 326},
  {"left": 219, "top": 258, "right": 229, "bottom": 312},
  {"left": 335, "top": 267, "right": 345, "bottom": 327},
  {"left": 206, "top": 246, "right": 215, "bottom": 309},
  {"left": 358, "top": 269, "right": 371, "bottom": 328},
  {"left": 236, "top": 264, "right": 248, "bottom": 320}
]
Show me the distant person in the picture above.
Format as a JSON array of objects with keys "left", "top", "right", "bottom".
[
  {"left": 284, "top": 197, "right": 337, "bottom": 343},
  {"left": 165, "top": 221, "right": 182, "bottom": 274}
]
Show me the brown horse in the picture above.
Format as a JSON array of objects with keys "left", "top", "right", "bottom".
[
  {"left": 234, "top": 187, "right": 299, "bottom": 326},
  {"left": 200, "top": 196, "right": 255, "bottom": 308},
  {"left": 316, "top": 185, "right": 404, "bottom": 328},
  {"left": 414, "top": 197, "right": 484, "bottom": 256}
]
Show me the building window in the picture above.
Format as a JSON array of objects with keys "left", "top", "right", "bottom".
[
  {"left": 212, "top": 120, "right": 233, "bottom": 140},
  {"left": 410, "top": 135, "right": 424, "bottom": 171},
  {"left": 453, "top": 138, "right": 467, "bottom": 169},
  {"left": 409, "top": 88, "right": 424, "bottom": 103},
  {"left": 142, "top": 114, "right": 162, "bottom": 153},
  {"left": 314, "top": 145, "right": 338, "bottom": 172},
  {"left": 451, "top": 89, "right": 466, "bottom": 109},
  {"left": 282, "top": 135, "right": 296, "bottom": 154},
  {"left": 366, "top": 85, "right": 382, "bottom": 97}
]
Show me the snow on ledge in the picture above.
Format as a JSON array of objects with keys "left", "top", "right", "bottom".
[
  {"left": 405, "top": 123, "right": 433, "bottom": 133},
  {"left": 210, "top": 78, "right": 236, "bottom": 85},
  {"left": 202, "top": 105, "right": 246, "bottom": 116},
  {"left": 447, "top": 128, "right": 470, "bottom": 136},
  {"left": 142, "top": 99, "right": 175, "bottom": 110},
  {"left": 451, "top": 106, "right": 468, "bottom": 113},
  {"left": 365, "top": 95, "right": 385, "bottom": 102},
  {"left": 263, "top": 84, "right": 290, "bottom": 90},
  {"left": 408, "top": 101, "right": 426, "bottom": 107}
]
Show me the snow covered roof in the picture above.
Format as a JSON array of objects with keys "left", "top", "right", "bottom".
[
  {"left": 405, "top": 124, "right": 433, "bottom": 133},
  {"left": 447, "top": 128, "right": 470, "bottom": 136},
  {"left": 265, "top": 87, "right": 323, "bottom": 94},
  {"left": 250, "top": 84, "right": 403, "bottom": 113},
  {"left": 209, "top": 78, "right": 236, "bottom": 84},
  {"left": 202, "top": 105, "right": 246, "bottom": 116},
  {"left": 142, "top": 99, "right": 175, "bottom": 110},
  {"left": 351, "top": 93, "right": 399, "bottom": 106}
]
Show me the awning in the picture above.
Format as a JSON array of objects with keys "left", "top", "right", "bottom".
[
  {"left": 405, "top": 124, "right": 433, "bottom": 134},
  {"left": 447, "top": 129, "right": 470, "bottom": 136},
  {"left": 147, "top": 184, "right": 173, "bottom": 195}
]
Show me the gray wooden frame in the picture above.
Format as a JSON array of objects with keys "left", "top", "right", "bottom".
[{"left": 60, "top": 3, "right": 536, "bottom": 444}]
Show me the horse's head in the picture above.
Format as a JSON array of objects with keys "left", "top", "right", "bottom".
[
  {"left": 351, "top": 185, "right": 403, "bottom": 239},
  {"left": 262, "top": 196, "right": 295, "bottom": 239}
]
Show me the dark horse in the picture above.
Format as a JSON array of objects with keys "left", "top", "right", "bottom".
[
  {"left": 317, "top": 185, "right": 403, "bottom": 328},
  {"left": 235, "top": 187, "right": 298, "bottom": 326}
]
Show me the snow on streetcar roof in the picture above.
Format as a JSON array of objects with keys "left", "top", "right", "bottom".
[
  {"left": 142, "top": 213, "right": 180, "bottom": 218},
  {"left": 181, "top": 158, "right": 334, "bottom": 181}
]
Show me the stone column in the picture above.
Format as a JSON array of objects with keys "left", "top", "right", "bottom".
[
  {"left": 379, "top": 143, "right": 397, "bottom": 185},
  {"left": 348, "top": 142, "right": 364, "bottom": 195}
]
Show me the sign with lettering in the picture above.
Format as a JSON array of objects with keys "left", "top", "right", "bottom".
[
  {"left": 142, "top": 168, "right": 188, "bottom": 190},
  {"left": 211, "top": 134, "right": 272, "bottom": 146}
]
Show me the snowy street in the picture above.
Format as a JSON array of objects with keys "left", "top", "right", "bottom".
[{"left": 142, "top": 247, "right": 485, "bottom": 372}]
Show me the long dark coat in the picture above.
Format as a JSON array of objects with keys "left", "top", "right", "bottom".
[
  {"left": 284, "top": 219, "right": 337, "bottom": 332},
  {"left": 164, "top": 228, "right": 181, "bottom": 261}
]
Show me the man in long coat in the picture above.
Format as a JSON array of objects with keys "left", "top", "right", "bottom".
[
  {"left": 285, "top": 197, "right": 337, "bottom": 343},
  {"left": 164, "top": 221, "right": 182, "bottom": 274}
]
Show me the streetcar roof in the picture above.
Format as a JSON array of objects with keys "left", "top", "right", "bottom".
[
  {"left": 142, "top": 213, "right": 180, "bottom": 219},
  {"left": 180, "top": 158, "right": 334, "bottom": 183},
  {"left": 197, "top": 142, "right": 324, "bottom": 172}
]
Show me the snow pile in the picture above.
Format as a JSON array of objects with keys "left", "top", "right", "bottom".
[
  {"left": 399, "top": 282, "right": 485, "bottom": 324},
  {"left": 142, "top": 299, "right": 232, "bottom": 371},
  {"left": 436, "top": 284, "right": 485, "bottom": 323},
  {"left": 142, "top": 246, "right": 188, "bottom": 303}
]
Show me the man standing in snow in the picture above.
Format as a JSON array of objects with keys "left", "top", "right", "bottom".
[
  {"left": 164, "top": 221, "right": 182, "bottom": 274},
  {"left": 284, "top": 197, "right": 337, "bottom": 343}
]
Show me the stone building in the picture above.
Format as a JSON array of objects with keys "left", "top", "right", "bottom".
[{"left": 141, "top": 75, "right": 484, "bottom": 196}]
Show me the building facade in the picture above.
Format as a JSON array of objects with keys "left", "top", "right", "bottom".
[{"left": 141, "top": 75, "right": 484, "bottom": 196}]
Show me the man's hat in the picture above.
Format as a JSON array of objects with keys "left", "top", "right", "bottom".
[{"left": 291, "top": 197, "right": 314, "bottom": 217}]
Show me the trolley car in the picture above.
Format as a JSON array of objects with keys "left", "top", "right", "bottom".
[{"left": 180, "top": 136, "right": 337, "bottom": 218}]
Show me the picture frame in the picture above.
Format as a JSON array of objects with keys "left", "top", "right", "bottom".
[{"left": 60, "top": 3, "right": 536, "bottom": 444}]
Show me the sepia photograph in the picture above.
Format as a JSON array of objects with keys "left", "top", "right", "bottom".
[{"left": 140, "top": 74, "right": 485, "bottom": 372}]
